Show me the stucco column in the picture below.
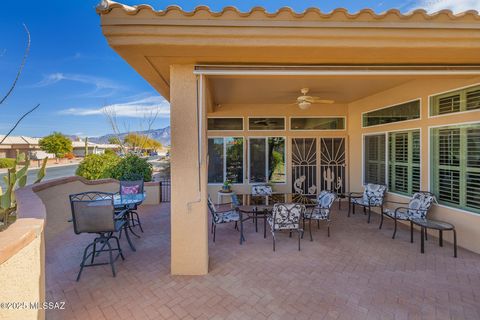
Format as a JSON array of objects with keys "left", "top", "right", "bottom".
[{"left": 169, "top": 65, "right": 209, "bottom": 275}]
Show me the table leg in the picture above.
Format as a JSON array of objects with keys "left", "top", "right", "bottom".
[
  {"left": 453, "top": 229, "right": 457, "bottom": 258},
  {"left": 239, "top": 212, "right": 244, "bottom": 245},
  {"left": 439, "top": 230, "right": 443, "bottom": 247},
  {"left": 410, "top": 221, "right": 414, "bottom": 243},
  {"left": 218, "top": 194, "right": 221, "bottom": 205},
  {"left": 264, "top": 214, "right": 267, "bottom": 239},
  {"left": 420, "top": 227, "right": 425, "bottom": 254}
]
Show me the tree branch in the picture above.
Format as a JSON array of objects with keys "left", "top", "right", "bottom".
[
  {"left": 0, "top": 24, "right": 31, "bottom": 106},
  {"left": 0, "top": 104, "right": 40, "bottom": 145}
]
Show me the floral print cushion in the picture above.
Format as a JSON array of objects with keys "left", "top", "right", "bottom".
[
  {"left": 305, "top": 191, "right": 336, "bottom": 220},
  {"left": 408, "top": 192, "right": 436, "bottom": 219},
  {"left": 207, "top": 196, "right": 239, "bottom": 224},
  {"left": 121, "top": 185, "right": 140, "bottom": 195},
  {"left": 383, "top": 208, "right": 410, "bottom": 220},
  {"left": 304, "top": 208, "right": 330, "bottom": 220},
  {"left": 351, "top": 184, "right": 386, "bottom": 206},
  {"left": 268, "top": 203, "right": 304, "bottom": 230},
  {"left": 252, "top": 185, "right": 272, "bottom": 196}
]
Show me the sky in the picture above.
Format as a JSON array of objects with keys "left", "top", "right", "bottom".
[{"left": 0, "top": 0, "right": 479, "bottom": 138}]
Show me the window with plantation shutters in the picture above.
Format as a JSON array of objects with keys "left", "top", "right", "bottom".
[
  {"left": 431, "top": 85, "right": 480, "bottom": 116},
  {"left": 431, "top": 123, "right": 480, "bottom": 214},
  {"left": 388, "top": 130, "right": 420, "bottom": 196},
  {"left": 364, "top": 134, "right": 386, "bottom": 185}
]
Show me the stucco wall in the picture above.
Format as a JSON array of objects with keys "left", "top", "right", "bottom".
[
  {"left": 207, "top": 103, "right": 348, "bottom": 198},
  {"left": 348, "top": 76, "right": 480, "bottom": 252},
  {"left": 0, "top": 186, "right": 46, "bottom": 320}
]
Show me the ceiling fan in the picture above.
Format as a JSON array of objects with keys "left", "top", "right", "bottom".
[{"left": 296, "top": 88, "right": 334, "bottom": 110}]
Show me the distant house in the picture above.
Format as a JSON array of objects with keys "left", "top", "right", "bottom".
[
  {"left": 0, "top": 135, "right": 41, "bottom": 159},
  {"left": 71, "top": 140, "right": 120, "bottom": 157}
]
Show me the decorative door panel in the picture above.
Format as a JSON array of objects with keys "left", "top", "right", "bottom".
[
  {"left": 320, "top": 138, "right": 346, "bottom": 194},
  {"left": 291, "top": 138, "right": 317, "bottom": 196}
]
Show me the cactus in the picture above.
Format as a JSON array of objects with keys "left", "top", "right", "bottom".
[
  {"left": 323, "top": 167, "right": 335, "bottom": 191},
  {"left": 84, "top": 137, "right": 89, "bottom": 157},
  {"left": 0, "top": 152, "right": 47, "bottom": 229},
  {"left": 34, "top": 157, "right": 48, "bottom": 184}
]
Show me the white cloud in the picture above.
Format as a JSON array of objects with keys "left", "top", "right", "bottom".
[
  {"left": 59, "top": 96, "right": 170, "bottom": 118},
  {"left": 32, "top": 73, "right": 124, "bottom": 97},
  {"left": 414, "top": 0, "right": 480, "bottom": 13}
]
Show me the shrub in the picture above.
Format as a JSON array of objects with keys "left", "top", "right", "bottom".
[
  {"left": 109, "top": 154, "right": 153, "bottom": 182},
  {"left": 0, "top": 158, "right": 16, "bottom": 169},
  {"left": 76, "top": 153, "right": 120, "bottom": 180},
  {"left": 104, "top": 149, "right": 117, "bottom": 156}
]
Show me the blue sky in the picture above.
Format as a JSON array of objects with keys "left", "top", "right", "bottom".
[{"left": 1, "top": 0, "right": 479, "bottom": 138}]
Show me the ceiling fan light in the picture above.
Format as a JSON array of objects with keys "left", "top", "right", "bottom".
[{"left": 299, "top": 101, "right": 311, "bottom": 110}]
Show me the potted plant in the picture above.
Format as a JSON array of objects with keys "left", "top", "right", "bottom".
[{"left": 222, "top": 180, "right": 232, "bottom": 193}]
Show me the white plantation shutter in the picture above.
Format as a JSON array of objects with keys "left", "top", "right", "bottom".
[
  {"left": 364, "top": 134, "right": 386, "bottom": 185},
  {"left": 432, "top": 124, "right": 480, "bottom": 213},
  {"left": 431, "top": 85, "right": 480, "bottom": 116},
  {"left": 388, "top": 130, "right": 420, "bottom": 196}
]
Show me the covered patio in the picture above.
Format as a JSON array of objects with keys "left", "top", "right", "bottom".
[{"left": 46, "top": 203, "right": 480, "bottom": 320}]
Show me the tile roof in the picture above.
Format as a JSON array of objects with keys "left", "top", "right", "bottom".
[{"left": 96, "top": 0, "right": 480, "bottom": 21}]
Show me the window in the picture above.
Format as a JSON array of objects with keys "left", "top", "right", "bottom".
[
  {"left": 362, "top": 100, "right": 420, "bottom": 127},
  {"left": 430, "top": 85, "right": 480, "bottom": 116},
  {"left": 290, "top": 117, "right": 345, "bottom": 130},
  {"left": 249, "top": 137, "right": 286, "bottom": 183},
  {"left": 364, "top": 134, "right": 386, "bottom": 185},
  {"left": 388, "top": 130, "right": 420, "bottom": 195},
  {"left": 248, "top": 117, "right": 285, "bottom": 130},
  {"left": 207, "top": 118, "right": 243, "bottom": 131},
  {"left": 431, "top": 123, "right": 480, "bottom": 213},
  {"left": 208, "top": 137, "right": 244, "bottom": 184}
]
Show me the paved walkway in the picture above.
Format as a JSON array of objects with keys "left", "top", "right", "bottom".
[{"left": 46, "top": 204, "right": 480, "bottom": 319}]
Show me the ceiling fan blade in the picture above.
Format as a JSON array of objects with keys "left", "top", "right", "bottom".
[{"left": 311, "top": 99, "right": 335, "bottom": 104}]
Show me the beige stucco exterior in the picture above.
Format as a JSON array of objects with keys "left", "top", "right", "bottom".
[{"left": 96, "top": 0, "right": 480, "bottom": 275}]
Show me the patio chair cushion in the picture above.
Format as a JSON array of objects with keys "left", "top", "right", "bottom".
[
  {"left": 318, "top": 191, "right": 336, "bottom": 209},
  {"left": 304, "top": 208, "right": 329, "bottom": 220},
  {"left": 383, "top": 208, "right": 410, "bottom": 220},
  {"left": 217, "top": 210, "right": 240, "bottom": 223},
  {"left": 408, "top": 192, "right": 436, "bottom": 219},
  {"left": 351, "top": 184, "right": 386, "bottom": 207},
  {"left": 268, "top": 203, "right": 304, "bottom": 230},
  {"left": 121, "top": 185, "right": 140, "bottom": 195},
  {"left": 252, "top": 185, "right": 272, "bottom": 196}
]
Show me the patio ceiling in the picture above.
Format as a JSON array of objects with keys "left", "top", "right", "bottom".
[{"left": 207, "top": 74, "right": 478, "bottom": 105}]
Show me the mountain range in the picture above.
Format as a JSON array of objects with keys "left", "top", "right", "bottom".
[{"left": 71, "top": 126, "right": 171, "bottom": 146}]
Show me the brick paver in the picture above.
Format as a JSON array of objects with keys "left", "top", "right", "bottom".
[{"left": 46, "top": 204, "right": 480, "bottom": 319}]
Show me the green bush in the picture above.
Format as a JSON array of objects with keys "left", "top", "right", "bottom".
[
  {"left": 76, "top": 154, "right": 120, "bottom": 180},
  {"left": 104, "top": 149, "right": 117, "bottom": 156},
  {"left": 0, "top": 158, "right": 16, "bottom": 169},
  {"left": 109, "top": 154, "right": 153, "bottom": 182}
]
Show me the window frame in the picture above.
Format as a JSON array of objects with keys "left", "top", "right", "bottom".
[
  {"left": 362, "top": 132, "right": 387, "bottom": 186},
  {"left": 289, "top": 116, "right": 347, "bottom": 131},
  {"left": 428, "top": 83, "right": 480, "bottom": 118},
  {"left": 207, "top": 136, "right": 245, "bottom": 185},
  {"left": 361, "top": 98, "right": 421, "bottom": 129},
  {"left": 247, "top": 116, "right": 286, "bottom": 131},
  {"left": 207, "top": 117, "right": 244, "bottom": 132},
  {"left": 387, "top": 129, "right": 422, "bottom": 196},
  {"left": 429, "top": 121, "right": 480, "bottom": 215},
  {"left": 247, "top": 136, "right": 287, "bottom": 185}
]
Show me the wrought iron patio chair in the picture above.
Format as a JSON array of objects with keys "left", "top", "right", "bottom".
[
  {"left": 268, "top": 203, "right": 305, "bottom": 251},
  {"left": 348, "top": 183, "right": 387, "bottom": 223},
  {"left": 69, "top": 192, "right": 131, "bottom": 281},
  {"left": 251, "top": 184, "right": 272, "bottom": 229},
  {"left": 208, "top": 196, "right": 240, "bottom": 242},
  {"left": 380, "top": 191, "right": 437, "bottom": 239},
  {"left": 303, "top": 191, "right": 337, "bottom": 240},
  {"left": 119, "top": 180, "right": 144, "bottom": 233}
]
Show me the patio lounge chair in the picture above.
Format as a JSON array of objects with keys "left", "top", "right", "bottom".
[
  {"left": 207, "top": 196, "right": 240, "bottom": 242},
  {"left": 348, "top": 183, "right": 387, "bottom": 223},
  {"left": 119, "top": 180, "right": 144, "bottom": 233},
  {"left": 268, "top": 203, "right": 305, "bottom": 251},
  {"left": 303, "top": 191, "right": 337, "bottom": 240},
  {"left": 69, "top": 192, "right": 129, "bottom": 281},
  {"left": 380, "top": 191, "right": 437, "bottom": 239}
]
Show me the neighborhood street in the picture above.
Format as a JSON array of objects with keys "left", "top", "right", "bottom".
[{"left": 0, "top": 164, "right": 79, "bottom": 190}]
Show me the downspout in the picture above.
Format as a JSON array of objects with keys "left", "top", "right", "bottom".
[{"left": 187, "top": 74, "right": 203, "bottom": 212}]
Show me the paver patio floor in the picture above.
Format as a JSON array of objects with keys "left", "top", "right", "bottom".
[{"left": 46, "top": 204, "right": 480, "bottom": 319}]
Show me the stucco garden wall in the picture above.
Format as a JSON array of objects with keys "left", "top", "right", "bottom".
[{"left": 348, "top": 76, "right": 480, "bottom": 253}]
